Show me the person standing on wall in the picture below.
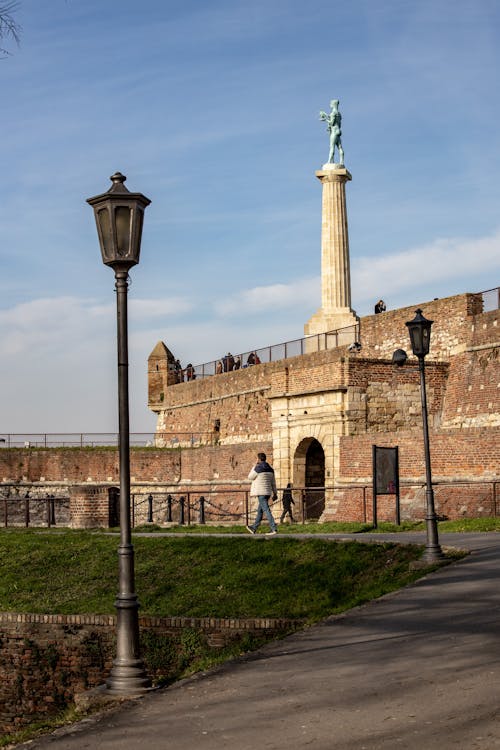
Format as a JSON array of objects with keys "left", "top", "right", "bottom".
[{"left": 246, "top": 452, "right": 278, "bottom": 535}]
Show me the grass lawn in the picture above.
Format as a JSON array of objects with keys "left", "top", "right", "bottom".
[{"left": 0, "top": 528, "right": 451, "bottom": 621}]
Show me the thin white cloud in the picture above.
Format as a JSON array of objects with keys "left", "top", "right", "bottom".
[
  {"left": 214, "top": 278, "right": 320, "bottom": 316},
  {"left": 0, "top": 296, "right": 194, "bottom": 359},
  {"left": 352, "top": 231, "right": 500, "bottom": 306},
  {"left": 212, "top": 230, "right": 500, "bottom": 323},
  {"left": 130, "top": 298, "right": 193, "bottom": 319}
]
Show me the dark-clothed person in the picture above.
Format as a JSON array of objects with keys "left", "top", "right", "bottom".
[{"left": 280, "top": 482, "right": 295, "bottom": 524}]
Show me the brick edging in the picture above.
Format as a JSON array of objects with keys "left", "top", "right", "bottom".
[{"left": 0, "top": 611, "right": 300, "bottom": 630}]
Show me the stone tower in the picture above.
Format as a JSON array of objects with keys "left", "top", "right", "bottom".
[
  {"left": 148, "top": 341, "right": 177, "bottom": 408},
  {"left": 305, "top": 164, "right": 358, "bottom": 337}
]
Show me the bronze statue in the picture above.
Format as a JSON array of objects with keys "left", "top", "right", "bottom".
[{"left": 319, "top": 99, "right": 344, "bottom": 166}]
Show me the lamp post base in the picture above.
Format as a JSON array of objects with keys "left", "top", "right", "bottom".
[
  {"left": 420, "top": 546, "right": 446, "bottom": 565},
  {"left": 106, "top": 660, "right": 151, "bottom": 695},
  {"left": 422, "top": 509, "right": 446, "bottom": 564}
]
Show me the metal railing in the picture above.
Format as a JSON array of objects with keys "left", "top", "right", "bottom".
[
  {"left": 178, "top": 323, "right": 359, "bottom": 381},
  {"left": 479, "top": 286, "right": 500, "bottom": 312},
  {"left": 0, "top": 433, "right": 211, "bottom": 448},
  {"left": 131, "top": 486, "right": 327, "bottom": 528},
  {"left": 1, "top": 494, "right": 70, "bottom": 527},
  {"left": 0, "top": 479, "right": 497, "bottom": 528},
  {"left": 131, "top": 479, "right": 499, "bottom": 528}
]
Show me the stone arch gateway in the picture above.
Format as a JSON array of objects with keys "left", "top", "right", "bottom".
[{"left": 293, "top": 437, "right": 325, "bottom": 519}]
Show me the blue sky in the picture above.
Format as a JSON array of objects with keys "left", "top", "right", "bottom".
[{"left": 1, "top": 0, "right": 499, "bottom": 434}]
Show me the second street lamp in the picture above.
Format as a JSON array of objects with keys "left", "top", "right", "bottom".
[
  {"left": 405, "top": 309, "right": 444, "bottom": 564},
  {"left": 87, "top": 172, "right": 151, "bottom": 693}
]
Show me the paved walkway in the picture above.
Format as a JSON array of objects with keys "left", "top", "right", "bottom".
[{"left": 22, "top": 532, "right": 500, "bottom": 749}]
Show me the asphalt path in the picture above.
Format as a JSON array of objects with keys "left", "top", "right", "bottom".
[{"left": 20, "top": 532, "right": 500, "bottom": 749}]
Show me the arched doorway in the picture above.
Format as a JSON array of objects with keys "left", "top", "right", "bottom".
[{"left": 293, "top": 438, "right": 325, "bottom": 520}]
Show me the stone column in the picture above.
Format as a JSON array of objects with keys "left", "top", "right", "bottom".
[{"left": 305, "top": 165, "right": 358, "bottom": 340}]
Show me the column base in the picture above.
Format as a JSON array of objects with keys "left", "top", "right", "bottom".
[{"left": 304, "top": 308, "right": 359, "bottom": 339}]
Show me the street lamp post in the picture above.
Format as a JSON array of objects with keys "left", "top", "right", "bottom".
[
  {"left": 87, "top": 172, "right": 151, "bottom": 693},
  {"left": 405, "top": 309, "right": 444, "bottom": 564}
]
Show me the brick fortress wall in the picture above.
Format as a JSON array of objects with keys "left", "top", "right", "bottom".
[
  {"left": 147, "top": 291, "right": 499, "bottom": 522},
  {"left": 0, "top": 292, "right": 498, "bottom": 524}
]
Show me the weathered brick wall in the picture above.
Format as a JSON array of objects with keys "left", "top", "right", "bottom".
[
  {"left": 333, "top": 428, "right": 500, "bottom": 521},
  {"left": 358, "top": 293, "right": 483, "bottom": 359},
  {"left": 469, "top": 308, "right": 499, "bottom": 347},
  {"left": 0, "top": 612, "right": 297, "bottom": 734},
  {"left": 69, "top": 485, "right": 110, "bottom": 529},
  {"left": 276, "top": 357, "right": 345, "bottom": 395},
  {"left": 156, "top": 388, "right": 272, "bottom": 445},
  {"left": 441, "top": 309, "right": 499, "bottom": 428},
  {"left": 441, "top": 349, "right": 500, "bottom": 428},
  {"left": 0, "top": 614, "right": 114, "bottom": 734},
  {"left": 0, "top": 449, "right": 180, "bottom": 484},
  {"left": 339, "top": 428, "right": 499, "bottom": 480},
  {"left": 0, "top": 443, "right": 272, "bottom": 528},
  {"left": 179, "top": 442, "right": 270, "bottom": 482},
  {"left": 345, "top": 358, "right": 448, "bottom": 433}
]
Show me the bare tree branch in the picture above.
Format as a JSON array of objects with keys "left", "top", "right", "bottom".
[{"left": 0, "top": 2, "right": 21, "bottom": 58}]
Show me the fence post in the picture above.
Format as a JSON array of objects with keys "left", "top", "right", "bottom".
[
  {"left": 187, "top": 493, "right": 191, "bottom": 526},
  {"left": 46, "top": 495, "right": 51, "bottom": 528},
  {"left": 166, "top": 494, "right": 173, "bottom": 522},
  {"left": 147, "top": 493, "right": 153, "bottom": 523},
  {"left": 179, "top": 496, "right": 185, "bottom": 525},
  {"left": 301, "top": 488, "right": 306, "bottom": 524},
  {"left": 49, "top": 495, "right": 56, "bottom": 526},
  {"left": 4, "top": 496, "right": 7, "bottom": 527},
  {"left": 199, "top": 496, "right": 206, "bottom": 524},
  {"left": 24, "top": 493, "right": 30, "bottom": 528}
]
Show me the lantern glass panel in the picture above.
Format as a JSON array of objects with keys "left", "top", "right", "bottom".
[
  {"left": 97, "top": 207, "right": 112, "bottom": 259},
  {"left": 115, "top": 206, "right": 131, "bottom": 258},
  {"left": 422, "top": 327, "right": 430, "bottom": 353},
  {"left": 136, "top": 211, "right": 144, "bottom": 251},
  {"left": 409, "top": 326, "right": 421, "bottom": 354}
]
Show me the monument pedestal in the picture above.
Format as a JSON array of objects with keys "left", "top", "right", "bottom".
[{"left": 304, "top": 308, "right": 358, "bottom": 338}]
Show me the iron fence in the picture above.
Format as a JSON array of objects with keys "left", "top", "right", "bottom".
[
  {"left": 184, "top": 323, "right": 359, "bottom": 381},
  {"left": 131, "top": 479, "right": 499, "bottom": 528},
  {"left": 0, "top": 494, "right": 70, "bottom": 527},
  {"left": 0, "top": 433, "right": 211, "bottom": 448},
  {"left": 131, "top": 486, "right": 326, "bottom": 528},
  {"left": 480, "top": 286, "right": 500, "bottom": 312},
  {"left": 0, "top": 478, "right": 497, "bottom": 528}
]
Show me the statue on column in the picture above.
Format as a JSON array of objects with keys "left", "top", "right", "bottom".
[{"left": 319, "top": 99, "right": 344, "bottom": 166}]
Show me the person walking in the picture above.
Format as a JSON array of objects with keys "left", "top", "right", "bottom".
[
  {"left": 279, "top": 482, "right": 295, "bottom": 524},
  {"left": 246, "top": 452, "right": 278, "bottom": 535}
]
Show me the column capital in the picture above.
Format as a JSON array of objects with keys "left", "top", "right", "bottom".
[{"left": 315, "top": 167, "right": 352, "bottom": 183}]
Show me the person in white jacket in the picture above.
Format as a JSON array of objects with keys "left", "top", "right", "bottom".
[{"left": 246, "top": 452, "right": 278, "bottom": 535}]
